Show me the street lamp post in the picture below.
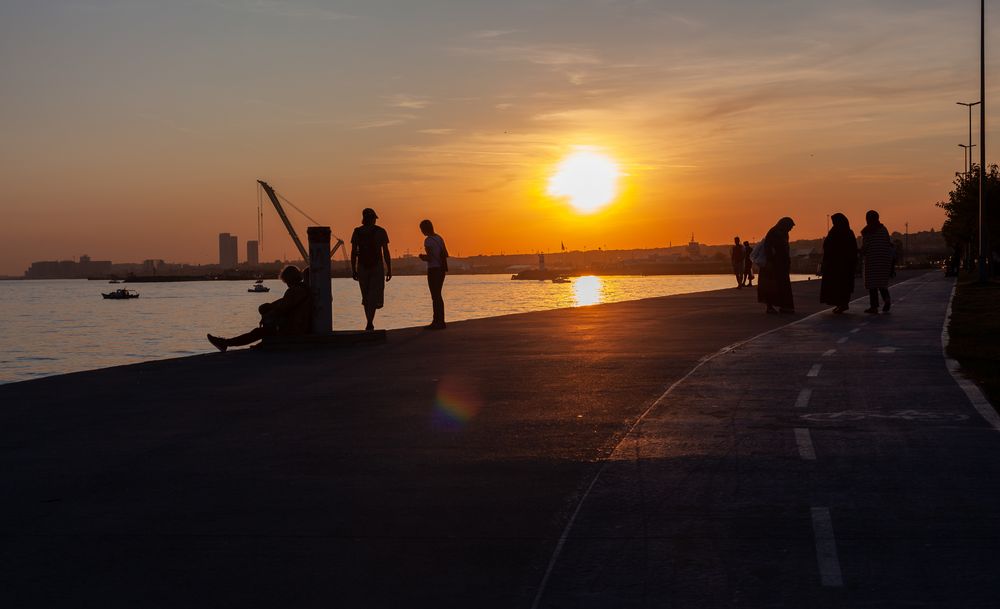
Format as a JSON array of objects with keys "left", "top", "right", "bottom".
[
  {"left": 979, "top": 0, "right": 988, "bottom": 281},
  {"left": 960, "top": 143, "right": 976, "bottom": 174},
  {"left": 958, "top": 101, "right": 981, "bottom": 174}
]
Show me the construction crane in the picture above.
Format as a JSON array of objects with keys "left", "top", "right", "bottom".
[{"left": 257, "top": 180, "right": 346, "bottom": 263}]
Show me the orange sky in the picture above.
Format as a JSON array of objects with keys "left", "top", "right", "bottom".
[{"left": 0, "top": 0, "right": 994, "bottom": 274}]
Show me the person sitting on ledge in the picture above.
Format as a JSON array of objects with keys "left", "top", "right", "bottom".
[{"left": 207, "top": 265, "right": 311, "bottom": 352}]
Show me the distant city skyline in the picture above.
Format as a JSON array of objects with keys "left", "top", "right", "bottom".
[{"left": 0, "top": 0, "right": 989, "bottom": 275}]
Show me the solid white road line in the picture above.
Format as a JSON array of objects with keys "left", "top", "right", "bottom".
[
  {"left": 794, "top": 428, "right": 816, "bottom": 460},
  {"left": 941, "top": 283, "right": 1000, "bottom": 432},
  {"left": 822, "top": 348, "right": 836, "bottom": 357},
  {"left": 795, "top": 388, "right": 812, "bottom": 408},
  {"left": 807, "top": 364, "right": 822, "bottom": 377},
  {"left": 811, "top": 507, "right": 844, "bottom": 587}
]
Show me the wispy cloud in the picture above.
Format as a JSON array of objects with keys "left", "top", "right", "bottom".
[
  {"left": 135, "top": 113, "right": 195, "bottom": 134},
  {"left": 213, "top": 0, "right": 353, "bottom": 21},
  {"left": 386, "top": 94, "right": 431, "bottom": 110},
  {"left": 418, "top": 128, "right": 455, "bottom": 135},
  {"left": 469, "top": 29, "right": 521, "bottom": 40},
  {"left": 351, "top": 114, "right": 415, "bottom": 130}
]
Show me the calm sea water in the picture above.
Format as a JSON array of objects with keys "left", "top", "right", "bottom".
[{"left": 0, "top": 274, "right": 812, "bottom": 384}]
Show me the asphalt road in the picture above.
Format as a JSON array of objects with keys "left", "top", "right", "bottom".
[{"left": 3, "top": 271, "right": 993, "bottom": 608}]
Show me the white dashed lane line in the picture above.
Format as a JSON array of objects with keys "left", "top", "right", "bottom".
[
  {"left": 837, "top": 337, "right": 849, "bottom": 344},
  {"left": 822, "top": 349, "right": 836, "bottom": 357},
  {"left": 807, "top": 364, "right": 822, "bottom": 377},
  {"left": 794, "top": 428, "right": 816, "bottom": 460},
  {"left": 811, "top": 507, "right": 844, "bottom": 587},
  {"left": 850, "top": 328, "right": 860, "bottom": 334},
  {"left": 795, "top": 388, "right": 812, "bottom": 408}
]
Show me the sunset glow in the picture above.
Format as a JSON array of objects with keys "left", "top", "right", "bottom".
[
  {"left": 547, "top": 149, "right": 621, "bottom": 214},
  {"left": 0, "top": 1, "right": 976, "bottom": 274}
]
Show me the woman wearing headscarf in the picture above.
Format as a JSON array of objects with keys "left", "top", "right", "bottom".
[
  {"left": 757, "top": 216, "right": 795, "bottom": 314},
  {"left": 820, "top": 213, "right": 858, "bottom": 314},
  {"left": 861, "top": 209, "right": 893, "bottom": 313}
]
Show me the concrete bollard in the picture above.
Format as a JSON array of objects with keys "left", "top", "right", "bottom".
[{"left": 307, "top": 226, "right": 332, "bottom": 334}]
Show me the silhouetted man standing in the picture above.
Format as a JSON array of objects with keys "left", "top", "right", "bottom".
[
  {"left": 418, "top": 219, "right": 448, "bottom": 330},
  {"left": 351, "top": 208, "right": 391, "bottom": 331},
  {"left": 743, "top": 240, "right": 754, "bottom": 286},
  {"left": 731, "top": 236, "right": 745, "bottom": 288}
]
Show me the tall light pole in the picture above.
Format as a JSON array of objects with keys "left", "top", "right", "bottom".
[{"left": 979, "top": 0, "right": 988, "bottom": 281}]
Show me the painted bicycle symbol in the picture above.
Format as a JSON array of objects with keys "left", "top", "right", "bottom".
[{"left": 801, "top": 410, "right": 969, "bottom": 423}]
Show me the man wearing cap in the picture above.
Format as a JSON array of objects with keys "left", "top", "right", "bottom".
[{"left": 350, "top": 208, "right": 392, "bottom": 331}]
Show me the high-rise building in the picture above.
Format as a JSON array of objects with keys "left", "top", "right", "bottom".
[
  {"left": 246, "top": 240, "right": 259, "bottom": 266},
  {"left": 218, "top": 233, "right": 238, "bottom": 268}
]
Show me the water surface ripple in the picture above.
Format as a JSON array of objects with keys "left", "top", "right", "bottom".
[{"left": 0, "top": 274, "right": 810, "bottom": 383}]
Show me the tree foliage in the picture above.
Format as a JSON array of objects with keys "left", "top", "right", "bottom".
[{"left": 937, "top": 164, "right": 999, "bottom": 255}]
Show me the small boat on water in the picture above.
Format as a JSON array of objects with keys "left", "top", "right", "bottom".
[
  {"left": 551, "top": 276, "right": 571, "bottom": 284},
  {"left": 248, "top": 279, "right": 270, "bottom": 293},
  {"left": 108, "top": 279, "right": 120, "bottom": 284},
  {"left": 102, "top": 288, "right": 139, "bottom": 300}
]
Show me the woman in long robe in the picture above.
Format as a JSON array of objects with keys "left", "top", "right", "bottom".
[
  {"left": 820, "top": 213, "right": 858, "bottom": 314},
  {"left": 861, "top": 209, "right": 894, "bottom": 313},
  {"left": 757, "top": 216, "right": 795, "bottom": 314}
]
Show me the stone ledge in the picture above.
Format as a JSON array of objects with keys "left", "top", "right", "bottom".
[{"left": 260, "top": 330, "right": 386, "bottom": 349}]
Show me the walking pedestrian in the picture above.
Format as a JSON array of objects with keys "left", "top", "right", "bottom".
[
  {"left": 743, "top": 240, "right": 754, "bottom": 286},
  {"left": 350, "top": 208, "right": 392, "bottom": 331},
  {"left": 731, "top": 236, "right": 746, "bottom": 288},
  {"left": 861, "top": 209, "right": 893, "bottom": 314},
  {"left": 756, "top": 217, "right": 795, "bottom": 314},
  {"left": 819, "top": 213, "right": 857, "bottom": 314},
  {"left": 418, "top": 219, "right": 448, "bottom": 330}
]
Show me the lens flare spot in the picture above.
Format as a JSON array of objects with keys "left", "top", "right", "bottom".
[{"left": 432, "top": 376, "right": 482, "bottom": 431}]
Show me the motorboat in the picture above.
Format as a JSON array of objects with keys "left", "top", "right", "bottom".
[
  {"left": 102, "top": 288, "right": 139, "bottom": 299},
  {"left": 108, "top": 279, "right": 120, "bottom": 284},
  {"left": 551, "top": 276, "right": 571, "bottom": 284},
  {"left": 248, "top": 279, "right": 270, "bottom": 293}
]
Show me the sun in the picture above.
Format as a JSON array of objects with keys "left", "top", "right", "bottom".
[{"left": 547, "top": 148, "right": 621, "bottom": 213}]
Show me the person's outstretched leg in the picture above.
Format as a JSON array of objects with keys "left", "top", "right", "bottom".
[{"left": 207, "top": 327, "right": 270, "bottom": 351}]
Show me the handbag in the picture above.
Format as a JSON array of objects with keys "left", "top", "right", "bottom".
[{"left": 749, "top": 240, "right": 768, "bottom": 268}]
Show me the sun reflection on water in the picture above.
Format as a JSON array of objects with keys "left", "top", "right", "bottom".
[{"left": 572, "top": 275, "right": 604, "bottom": 307}]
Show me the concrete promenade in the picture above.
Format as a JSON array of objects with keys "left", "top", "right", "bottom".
[{"left": 2, "top": 271, "right": 997, "bottom": 608}]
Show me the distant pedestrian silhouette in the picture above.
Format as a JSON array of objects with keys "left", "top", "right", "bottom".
[
  {"left": 207, "top": 265, "right": 311, "bottom": 351},
  {"left": 820, "top": 213, "right": 858, "bottom": 314},
  {"left": 743, "top": 241, "right": 754, "bottom": 286},
  {"left": 351, "top": 208, "right": 392, "bottom": 331},
  {"left": 418, "top": 219, "right": 448, "bottom": 330},
  {"left": 861, "top": 210, "right": 893, "bottom": 314},
  {"left": 731, "top": 236, "right": 746, "bottom": 288},
  {"left": 756, "top": 217, "right": 795, "bottom": 314}
]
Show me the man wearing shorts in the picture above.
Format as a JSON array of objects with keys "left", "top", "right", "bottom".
[{"left": 351, "top": 208, "right": 392, "bottom": 331}]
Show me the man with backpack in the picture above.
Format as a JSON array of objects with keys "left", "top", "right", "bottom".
[
  {"left": 351, "top": 208, "right": 392, "bottom": 331},
  {"left": 418, "top": 219, "right": 448, "bottom": 330}
]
